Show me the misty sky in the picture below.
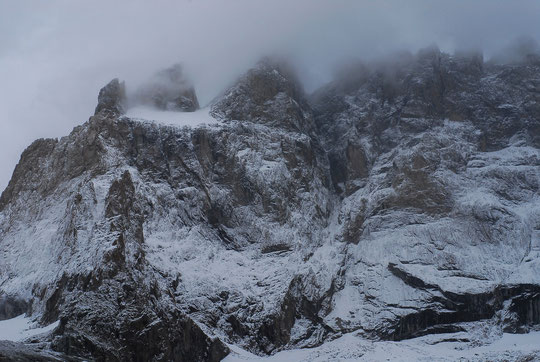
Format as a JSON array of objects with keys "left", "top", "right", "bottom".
[{"left": 1, "top": 0, "right": 539, "bottom": 192}]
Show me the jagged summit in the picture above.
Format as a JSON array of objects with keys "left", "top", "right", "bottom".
[
  {"left": 94, "top": 78, "right": 126, "bottom": 116},
  {"left": 0, "top": 46, "right": 540, "bottom": 361},
  {"left": 211, "top": 57, "right": 314, "bottom": 133},
  {"left": 131, "top": 63, "right": 200, "bottom": 112},
  {"left": 94, "top": 63, "right": 200, "bottom": 121}
]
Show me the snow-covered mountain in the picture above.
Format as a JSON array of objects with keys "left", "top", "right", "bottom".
[{"left": 0, "top": 48, "right": 539, "bottom": 361}]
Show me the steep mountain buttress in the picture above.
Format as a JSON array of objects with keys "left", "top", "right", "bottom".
[{"left": 0, "top": 51, "right": 539, "bottom": 360}]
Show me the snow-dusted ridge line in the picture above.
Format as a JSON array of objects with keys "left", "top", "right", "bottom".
[{"left": 124, "top": 106, "right": 220, "bottom": 127}]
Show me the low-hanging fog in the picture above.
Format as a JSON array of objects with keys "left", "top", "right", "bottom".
[{"left": 1, "top": 0, "right": 539, "bottom": 191}]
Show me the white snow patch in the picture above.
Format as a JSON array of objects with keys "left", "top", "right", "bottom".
[
  {"left": 125, "top": 106, "right": 219, "bottom": 127},
  {"left": 0, "top": 314, "right": 59, "bottom": 342},
  {"left": 224, "top": 331, "right": 540, "bottom": 361}
]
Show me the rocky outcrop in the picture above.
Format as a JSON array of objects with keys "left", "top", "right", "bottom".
[
  {"left": 0, "top": 138, "right": 58, "bottom": 211},
  {"left": 94, "top": 78, "right": 126, "bottom": 116},
  {"left": 211, "top": 58, "right": 314, "bottom": 133},
  {"left": 132, "top": 64, "right": 200, "bottom": 112},
  {"left": 46, "top": 270, "right": 229, "bottom": 361},
  {"left": 387, "top": 261, "right": 540, "bottom": 340}
]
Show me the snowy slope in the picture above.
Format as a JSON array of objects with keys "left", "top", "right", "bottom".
[
  {"left": 125, "top": 106, "right": 219, "bottom": 127},
  {"left": 225, "top": 330, "right": 540, "bottom": 362},
  {"left": 0, "top": 315, "right": 59, "bottom": 342}
]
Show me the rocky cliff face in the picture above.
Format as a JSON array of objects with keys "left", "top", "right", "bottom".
[{"left": 0, "top": 50, "right": 539, "bottom": 360}]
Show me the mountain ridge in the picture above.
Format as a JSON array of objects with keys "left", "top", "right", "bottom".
[{"left": 1, "top": 48, "right": 539, "bottom": 361}]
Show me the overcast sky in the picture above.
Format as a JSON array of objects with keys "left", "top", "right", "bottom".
[{"left": 1, "top": 0, "right": 539, "bottom": 191}]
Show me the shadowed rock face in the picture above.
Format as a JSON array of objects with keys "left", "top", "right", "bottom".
[
  {"left": 0, "top": 295, "right": 28, "bottom": 320},
  {"left": 46, "top": 265, "right": 229, "bottom": 361},
  {"left": 386, "top": 264, "right": 540, "bottom": 340},
  {"left": 1, "top": 49, "right": 540, "bottom": 360}
]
